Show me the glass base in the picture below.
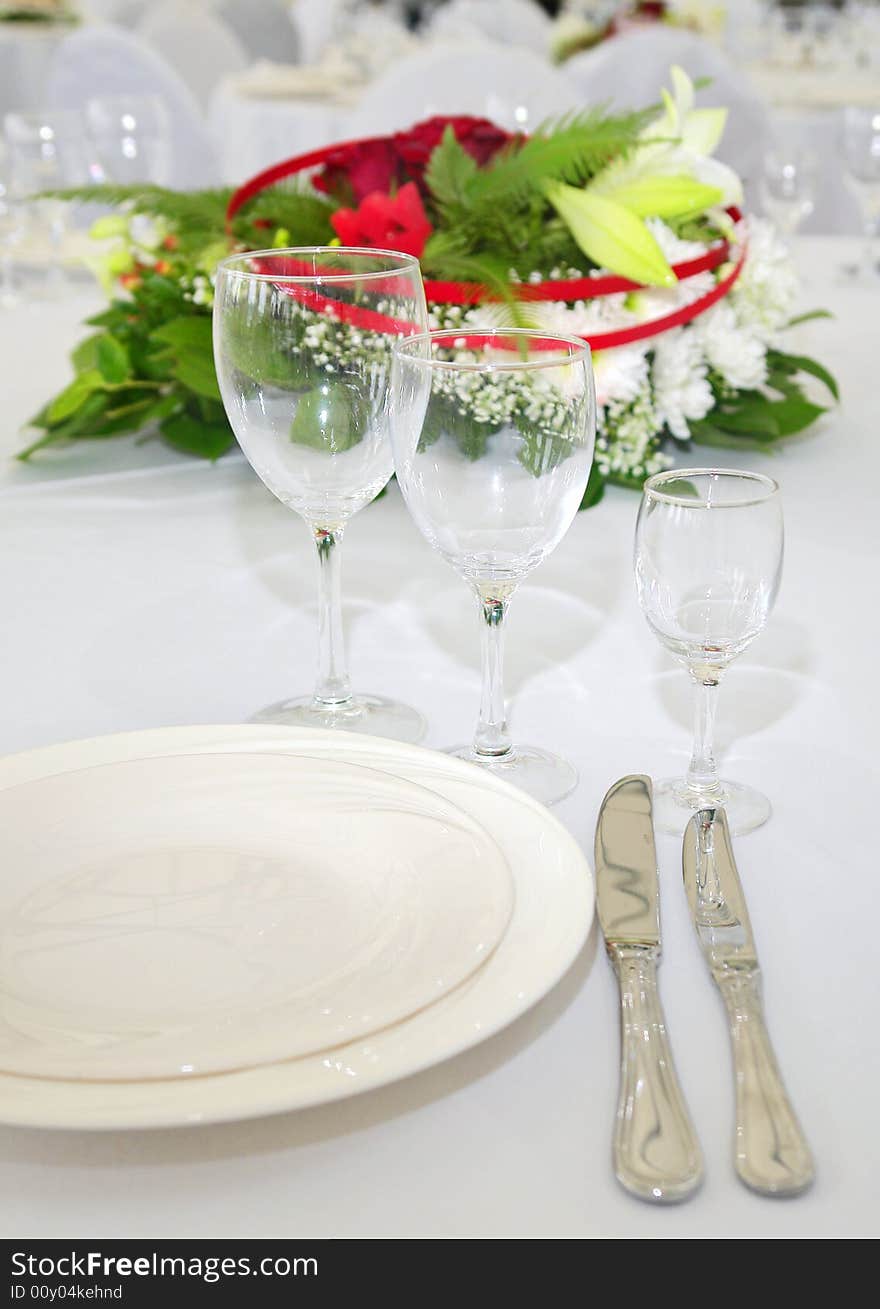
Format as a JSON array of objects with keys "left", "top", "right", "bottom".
[
  {"left": 251, "top": 693, "right": 426, "bottom": 744},
  {"left": 448, "top": 744, "right": 577, "bottom": 807},
  {"left": 652, "top": 777, "right": 771, "bottom": 837}
]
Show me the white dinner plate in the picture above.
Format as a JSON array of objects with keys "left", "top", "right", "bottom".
[
  {"left": 0, "top": 751, "right": 513, "bottom": 1081},
  {"left": 0, "top": 726, "right": 594, "bottom": 1129}
]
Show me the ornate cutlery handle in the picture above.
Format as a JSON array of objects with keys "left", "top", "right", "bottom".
[
  {"left": 608, "top": 943, "right": 703, "bottom": 1203},
  {"left": 717, "top": 970, "right": 814, "bottom": 1196}
]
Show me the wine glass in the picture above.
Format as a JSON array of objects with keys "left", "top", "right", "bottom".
[
  {"left": 841, "top": 105, "right": 880, "bottom": 280},
  {"left": 3, "top": 110, "right": 92, "bottom": 297},
  {"left": 759, "top": 145, "right": 817, "bottom": 239},
  {"left": 634, "top": 469, "right": 784, "bottom": 836},
  {"left": 389, "top": 328, "right": 596, "bottom": 805},
  {"left": 86, "top": 95, "right": 172, "bottom": 186},
  {"left": 213, "top": 247, "right": 429, "bottom": 741}
]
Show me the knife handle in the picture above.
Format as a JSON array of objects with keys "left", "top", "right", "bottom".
[
  {"left": 717, "top": 970, "right": 815, "bottom": 1196},
  {"left": 608, "top": 943, "right": 703, "bottom": 1203}
]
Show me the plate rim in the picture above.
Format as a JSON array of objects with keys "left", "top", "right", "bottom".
[{"left": 0, "top": 724, "right": 594, "bottom": 1130}]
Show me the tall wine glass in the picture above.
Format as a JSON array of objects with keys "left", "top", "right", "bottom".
[
  {"left": 634, "top": 469, "right": 784, "bottom": 836},
  {"left": 213, "top": 247, "right": 429, "bottom": 740},
  {"left": 841, "top": 105, "right": 880, "bottom": 281},
  {"left": 390, "top": 329, "right": 596, "bottom": 804}
]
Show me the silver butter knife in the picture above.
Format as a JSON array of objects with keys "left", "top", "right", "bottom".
[
  {"left": 683, "top": 807, "right": 815, "bottom": 1196},
  {"left": 595, "top": 775, "right": 703, "bottom": 1203}
]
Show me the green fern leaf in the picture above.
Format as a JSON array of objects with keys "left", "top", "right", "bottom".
[
  {"left": 424, "top": 126, "right": 478, "bottom": 210},
  {"left": 464, "top": 108, "right": 653, "bottom": 209}
]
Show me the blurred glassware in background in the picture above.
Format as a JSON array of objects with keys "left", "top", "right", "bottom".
[
  {"left": 0, "top": 142, "right": 23, "bottom": 308},
  {"left": 841, "top": 104, "right": 880, "bottom": 279},
  {"left": 86, "top": 95, "right": 172, "bottom": 186},
  {"left": 759, "top": 144, "right": 817, "bottom": 238},
  {"left": 2, "top": 109, "right": 92, "bottom": 297}
]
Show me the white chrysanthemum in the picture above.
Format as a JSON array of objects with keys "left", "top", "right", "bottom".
[
  {"left": 532, "top": 292, "right": 634, "bottom": 337},
  {"left": 652, "top": 329, "right": 714, "bottom": 439},
  {"left": 593, "top": 344, "right": 650, "bottom": 409},
  {"left": 730, "top": 216, "right": 799, "bottom": 344},
  {"left": 694, "top": 301, "right": 767, "bottom": 390}
]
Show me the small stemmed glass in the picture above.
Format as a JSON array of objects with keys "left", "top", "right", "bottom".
[
  {"left": 390, "top": 328, "right": 595, "bottom": 804},
  {"left": 634, "top": 469, "right": 784, "bottom": 836},
  {"left": 213, "top": 247, "right": 429, "bottom": 740}
]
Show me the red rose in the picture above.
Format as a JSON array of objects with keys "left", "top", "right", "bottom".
[
  {"left": 314, "top": 139, "right": 404, "bottom": 205},
  {"left": 393, "top": 116, "right": 511, "bottom": 186},
  {"left": 331, "top": 181, "right": 433, "bottom": 258}
]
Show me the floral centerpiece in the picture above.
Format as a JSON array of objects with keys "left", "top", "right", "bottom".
[
  {"left": 551, "top": 2, "right": 727, "bottom": 63},
  {"left": 25, "top": 68, "right": 836, "bottom": 508},
  {"left": 0, "top": 0, "right": 77, "bottom": 22}
]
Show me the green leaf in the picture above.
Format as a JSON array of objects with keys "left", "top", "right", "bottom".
[
  {"left": 579, "top": 463, "right": 605, "bottom": 509},
  {"left": 46, "top": 369, "right": 104, "bottom": 424},
  {"left": 425, "top": 126, "right": 478, "bottom": 209},
  {"left": 18, "top": 392, "right": 110, "bottom": 458},
  {"left": 151, "top": 315, "right": 213, "bottom": 352},
  {"left": 686, "top": 418, "right": 763, "bottom": 450},
  {"left": 765, "top": 394, "right": 827, "bottom": 436},
  {"left": 171, "top": 353, "right": 222, "bottom": 401},
  {"left": 466, "top": 107, "right": 653, "bottom": 208},
  {"left": 787, "top": 309, "right": 833, "bottom": 327},
  {"left": 543, "top": 181, "right": 675, "bottom": 286},
  {"left": 767, "top": 349, "right": 839, "bottom": 402},
  {"left": 96, "top": 334, "right": 131, "bottom": 384},
  {"left": 159, "top": 412, "right": 234, "bottom": 460},
  {"left": 289, "top": 383, "right": 366, "bottom": 453},
  {"left": 71, "top": 334, "right": 102, "bottom": 374},
  {"left": 710, "top": 405, "right": 780, "bottom": 437},
  {"left": 591, "top": 173, "right": 723, "bottom": 219}
]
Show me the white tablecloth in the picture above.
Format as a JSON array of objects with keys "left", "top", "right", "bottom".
[{"left": 0, "top": 238, "right": 877, "bottom": 1238}]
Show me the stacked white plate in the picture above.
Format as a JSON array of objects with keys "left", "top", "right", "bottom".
[{"left": 0, "top": 725, "right": 593, "bottom": 1128}]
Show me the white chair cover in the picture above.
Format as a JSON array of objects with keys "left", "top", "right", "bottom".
[
  {"left": 426, "top": 0, "right": 551, "bottom": 53},
  {"left": 136, "top": 1, "right": 250, "bottom": 110},
  {"left": 349, "top": 43, "right": 580, "bottom": 136},
  {"left": 563, "top": 27, "right": 770, "bottom": 187},
  {"left": 215, "top": 0, "right": 301, "bottom": 65},
  {"left": 45, "top": 27, "right": 221, "bottom": 189},
  {"left": 79, "top": 0, "right": 144, "bottom": 24},
  {"left": 289, "top": 0, "right": 345, "bottom": 67}
]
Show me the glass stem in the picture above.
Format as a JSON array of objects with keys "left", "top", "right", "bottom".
[
  {"left": 313, "top": 525, "right": 351, "bottom": 706},
  {"left": 473, "top": 592, "right": 512, "bottom": 759},
  {"left": 686, "top": 672, "right": 724, "bottom": 801}
]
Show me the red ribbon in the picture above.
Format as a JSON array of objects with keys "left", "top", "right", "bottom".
[{"left": 228, "top": 138, "right": 746, "bottom": 348}]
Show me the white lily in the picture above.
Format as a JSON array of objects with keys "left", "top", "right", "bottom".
[{"left": 593, "top": 65, "right": 743, "bottom": 211}]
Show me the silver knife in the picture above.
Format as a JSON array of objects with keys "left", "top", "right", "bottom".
[
  {"left": 683, "top": 807, "right": 815, "bottom": 1196},
  {"left": 595, "top": 775, "right": 703, "bottom": 1203}
]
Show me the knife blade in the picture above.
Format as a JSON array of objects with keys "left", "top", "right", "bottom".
[
  {"left": 683, "top": 807, "right": 814, "bottom": 1196},
  {"left": 595, "top": 775, "right": 703, "bottom": 1203}
]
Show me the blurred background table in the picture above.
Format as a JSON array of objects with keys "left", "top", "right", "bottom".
[{"left": 0, "top": 235, "right": 876, "bottom": 1238}]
